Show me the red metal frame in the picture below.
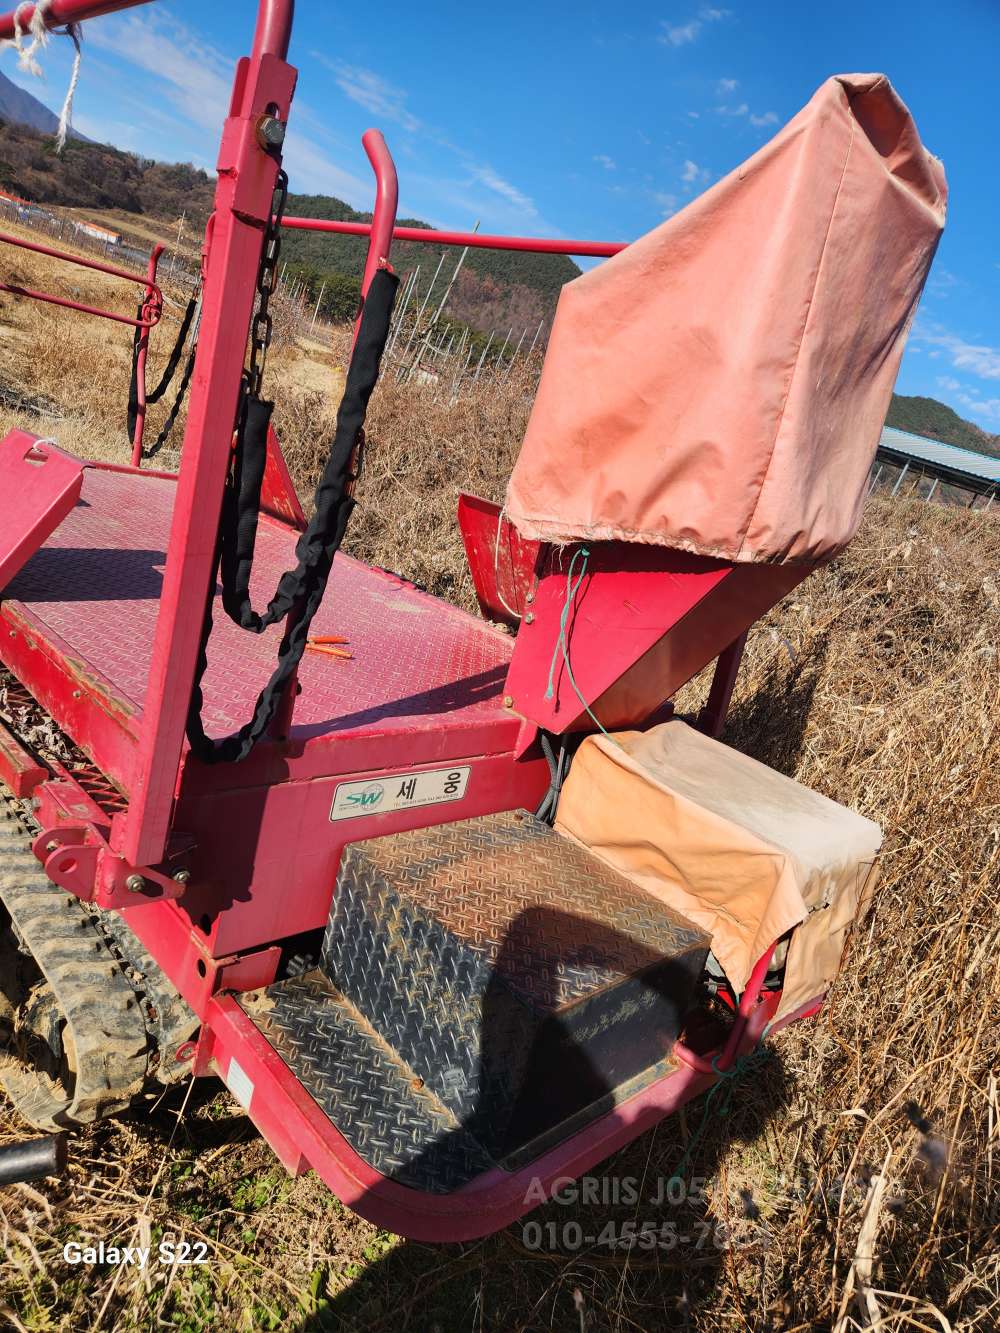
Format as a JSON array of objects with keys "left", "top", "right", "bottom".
[
  {"left": 357, "top": 129, "right": 398, "bottom": 315},
  {"left": 0, "top": 229, "right": 163, "bottom": 329},
  {"left": 0, "top": 434, "right": 83, "bottom": 588},
  {"left": 130, "top": 244, "right": 166, "bottom": 464},
  {"left": 120, "top": 9, "right": 298, "bottom": 871},
  {"left": 0, "top": 0, "right": 148, "bottom": 37},
  {"left": 282, "top": 215, "right": 627, "bottom": 259},
  {"left": 0, "top": 0, "right": 834, "bottom": 1241},
  {"left": 196, "top": 950, "right": 798, "bottom": 1242}
]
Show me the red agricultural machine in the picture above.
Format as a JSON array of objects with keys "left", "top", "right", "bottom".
[{"left": 0, "top": 2, "right": 945, "bottom": 1239}]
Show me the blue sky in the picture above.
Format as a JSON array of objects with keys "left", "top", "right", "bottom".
[{"left": 7, "top": 1, "right": 999, "bottom": 429}]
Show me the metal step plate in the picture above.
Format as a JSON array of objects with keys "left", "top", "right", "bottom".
[
  {"left": 322, "top": 810, "right": 710, "bottom": 1161},
  {"left": 240, "top": 972, "right": 496, "bottom": 1194},
  {"left": 0, "top": 433, "right": 83, "bottom": 593}
]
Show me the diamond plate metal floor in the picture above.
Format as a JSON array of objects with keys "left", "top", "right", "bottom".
[
  {"left": 4, "top": 468, "right": 513, "bottom": 740},
  {"left": 238, "top": 813, "right": 708, "bottom": 1193},
  {"left": 324, "top": 810, "right": 710, "bottom": 1162},
  {"left": 240, "top": 971, "right": 498, "bottom": 1194}
]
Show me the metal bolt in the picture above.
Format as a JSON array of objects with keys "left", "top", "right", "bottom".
[
  {"left": 72, "top": 690, "right": 81, "bottom": 699},
  {"left": 524, "top": 612, "right": 535, "bottom": 624},
  {"left": 45, "top": 840, "right": 58, "bottom": 853},
  {"left": 503, "top": 695, "right": 514, "bottom": 708},
  {"left": 172, "top": 869, "right": 191, "bottom": 885},
  {"left": 525, "top": 590, "right": 536, "bottom": 604},
  {"left": 256, "top": 115, "right": 286, "bottom": 150},
  {"left": 125, "top": 874, "right": 145, "bottom": 893}
]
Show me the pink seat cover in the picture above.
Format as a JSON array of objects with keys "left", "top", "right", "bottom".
[{"left": 506, "top": 74, "right": 947, "bottom": 565}]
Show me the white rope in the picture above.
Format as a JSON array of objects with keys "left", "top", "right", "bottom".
[
  {"left": 0, "top": 0, "right": 83, "bottom": 153},
  {"left": 54, "top": 21, "right": 80, "bottom": 151},
  {"left": 1, "top": 0, "right": 52, "bottom": 77}
]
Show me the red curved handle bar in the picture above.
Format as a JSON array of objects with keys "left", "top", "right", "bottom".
[
  {"left": 673, "top": 940, "right": 779, "bottom": 1075},
  {"left": 359, "top": 129, "right": 399, "bottom": 301}
]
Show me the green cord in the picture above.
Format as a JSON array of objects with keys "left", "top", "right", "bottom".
[
  {"left": 666, "top": 1048, "right": 768, "bottom": 1191},
  {"left": 542, "top": 545, "right": 615, "bottom": 740}
]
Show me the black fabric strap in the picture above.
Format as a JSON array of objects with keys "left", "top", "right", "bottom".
[
  {"left": 142, "top": 340, "right": 198, "bottom": 460},
  {"left": 127, "top": 297, "right": 197, "bottom": 443},
  {"left": 185, "top": 267, "right": 399, "bottom": 764}
]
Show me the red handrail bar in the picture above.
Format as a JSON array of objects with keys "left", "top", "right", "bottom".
[
  {"left": 357, "top": 128, "right": 398, "bottom": 310},
  {"left": 0, "top": 0, "right": 294, "bottom": 56},
  {"left": 0, "top": 228, "right": 162, "bottom": 329},
  {"left": 674, "top": 941, "right": 779, "bottom": 1075},
  {"left": 130, "top": 243, "right": 166, "bottom": 464},
  {"left": 0, "top": 0, "right": 149, "bottom": 38},
  {"left": 281, "top": 215, "right": 627, "bottom": 259}
]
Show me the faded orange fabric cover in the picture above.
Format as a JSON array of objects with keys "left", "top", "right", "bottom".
[
  {"left": 554, "top": 721, "right": 881, "bottom": 1020},
  {"left": 507, "top": 74, "right": 946, "bottom": 564}
]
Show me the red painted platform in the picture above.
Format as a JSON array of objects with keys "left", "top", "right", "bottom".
[{"left": 1, "top": 466, "right": 517, "bottom": 794}]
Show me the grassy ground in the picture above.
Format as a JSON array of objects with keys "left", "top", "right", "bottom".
[{"left": 0, "top": 226, "right": 998, "bottom": 1331}]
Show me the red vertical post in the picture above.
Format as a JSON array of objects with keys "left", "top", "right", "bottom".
[
  {"left": 697, "top": 631, "right": 748, "bottom": 739},
  {"left": 117, "top": 3, "right": 297, "bottom": 870},
  {"left": 130, "top": 243, "right": 165, "bottom": 467}
]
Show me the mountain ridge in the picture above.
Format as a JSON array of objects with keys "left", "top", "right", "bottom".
[
  {"left": 0, "top": 69, "right": 88, "bottom": 142},
  {"left": 0, "top": 69, "right": 64, "bottom": 138},
  {"left": 886, "top": 394, "right": 1000, "bottom": 460},
  {"left": 0, "top": 77, "right": 997, "bottom": 422},
  {"left": 0, "top": 90, "right": 575, "bottom": 333}
]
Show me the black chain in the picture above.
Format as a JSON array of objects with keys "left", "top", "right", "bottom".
[
  {"left": 141, "top": 340, "right": 198, "bottom": 461},
  {"left": 141, "top": 169, "right": 288, "bottom": 462},
  {"left": 248, "top": 169, "right": 289, "bottom": 399}
]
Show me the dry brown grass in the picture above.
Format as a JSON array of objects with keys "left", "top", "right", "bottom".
[{"left": 0, "top": 234, "right": 998, "bottom": 1331}]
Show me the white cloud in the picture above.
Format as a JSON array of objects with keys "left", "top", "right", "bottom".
[
  {"left": 315, "top": 58, "right": 422, "bottom": 134},
  {"left": 662, "top": 19, "right": 701, "bottom": 46},
  {"left": 653, "top": 190, "right": 678, "bottom": 217},
  {"left": 927, "top": 267, "right": 960, "bottom": 296},
  {"left": 466, "top": 163, "right": 536, "bottom": 215},
  {"left": 914, "top": 322, "right": 1000, "bottom": 381},
  {"left": 87, "top": 11, "right": 231, "bottom": 133},
  {"left": 659, "top": 7, "right": 730, "bottom": 46},
  {"left": 593, "top": 153, "right": 616, "bottom": 170},
  {"left": 83, "top": 12, "right": 371, "bottom": 203},
  {"left": 955, "top": 392, "right": 1000, "bottom": 423},
  {"left": 713, "top": 102, "right": 780, "bottom": 128},
  {"left": 681, "top": 159, "right": 709, "bottom": 185},
  {"left": 74, "top": 14, "right": 547, "bottom": 228},
  {"left": 311, "top": 54, "right": 539, "bottom": 221},
  {"left": 717, "top": 77, "right": 739, "bottom": 94},
  {"left": 930, "top": 365, "right": 1000, "bottom": 427}
]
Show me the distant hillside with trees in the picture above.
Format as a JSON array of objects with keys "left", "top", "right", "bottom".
[
  {"left": 0, "top": 113, "right": 578, "bottom": 335},
  {"left": 0, "top": 117, "right": 213, "bottom": 216},
  {"left": 268, "top": 194, "right": 579, "bottom": 335},
  {"left": 886, "top": 394, "right": 1000, "bottom": 459}
]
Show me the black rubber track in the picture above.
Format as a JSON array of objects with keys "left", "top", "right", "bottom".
[
  {"left": 97, "top": 910, "right": 199, "bottom": 1085},
  {"left": 0, "top": 797, "right": 149, "bottom": 1131}
]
